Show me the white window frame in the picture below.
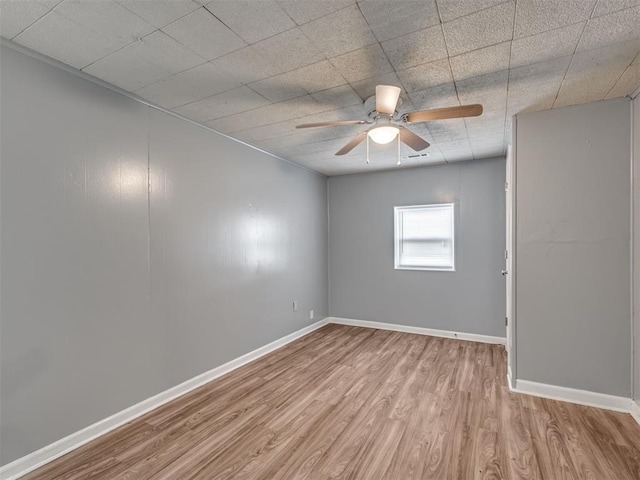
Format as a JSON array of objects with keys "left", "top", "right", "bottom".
[{"left": 394, "top": 203, "right": 456, "bottom": 272}]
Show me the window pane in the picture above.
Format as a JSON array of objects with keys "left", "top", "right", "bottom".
[{"left": 395, "top": 204, "right": 454, "bottom": 271}]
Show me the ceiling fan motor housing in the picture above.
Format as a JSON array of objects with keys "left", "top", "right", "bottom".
[{"left": 364, "top": 95, "right": 402, "bottom": 120}]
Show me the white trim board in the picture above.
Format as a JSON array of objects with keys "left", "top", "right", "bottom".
[
  {"left": 327, "top": 317, "right": 506, "bottom": 345},
  {"left": 632, "top": 400, "right": 640, "bottom": 426},
  {"left": 0, "top": 319, "right": 329, "bottom": 480},
  {"left": 512, "top": 379, "right": 632, "bottom": 413}
]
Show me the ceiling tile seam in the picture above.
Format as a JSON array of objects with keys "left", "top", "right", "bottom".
[
  {"left": 511, "top": 18, "right": 588, "bottom": 45},
  {"left": 114, "top": 0, "right": 197, "bottom": 32},
  {"left": 437, "top": 4, "right": 474, "bottom": 163},
  {"left": 167, "top": 59, "right": 352, "bottom": 111},
  {"left": 131, "top": 60, "right": 212, "bottom": 100},
  {"left": 435, "top": 0, "right": 513, "bottom": 25},
  {"left": 152, "top": 52, "right": 340, "bottom": 111},
  {"left": 355, "top": 0, "right": 437, "bottom": 45},
  {"left": 200, "top": 4, "right": 240, "bottom": 38},
  {"left": 78, "top": 28, "right": 208, "bottom": 75},
  {"left": 33, "top": 7, "right": 160, "bottom": 71},
  {"left": 158, "top": 7, "right": 248, "bottom": 62},
  {"left": 590, "top": 1, "right": 638, "bottom": 18},
  {"left": 550, "top": 1, "right": 599, "bottom": 109},
  {"left": 501, "top": 0, "right": 518, "bottom": 154},
  {"left": 201, "top": 90, "right": 275, "bottom": 123},
  {"left": 201, "top": 3, "right": 258, "bottom": 45},
  {"left": 352, "top": 0, "right": 415, "bottom": 103},
  {"left": 6, "top": 1, "right": 58, "bottom": 41},
  {"left": 53, "top": 1, "right": 158, "bottom": 48},
  {"left": 590, "top": 0, "right": 603, "bottom": 18},
  {"left": 604, "top": 50, "right": 640, "bottom": 100},
  {"left": 274, "top": 2, "right": 299, "bottom": 30},
  {"left": 228, "top": 102, "right": 375, "bottom": 140}
]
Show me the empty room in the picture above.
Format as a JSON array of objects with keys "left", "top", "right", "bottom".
[{"left": 1, "top": 0, "right": 640, "bottom": 478}]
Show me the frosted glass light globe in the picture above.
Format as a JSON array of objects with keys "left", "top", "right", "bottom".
[{"left": 368, "top": 126, "right": 399, "bottom": 144}]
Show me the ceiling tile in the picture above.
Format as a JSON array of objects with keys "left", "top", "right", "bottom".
[
  {"left": 506, "top": 56, "right": 569, "bottom": 114},
  {"left": 300, "top": 4, "right": 377, "bottom": 57},
  {"left": 514, "top": 0, "right": 596, "bottom": 39},
  {"left": 208, "top": 47, "right": 280, "bottom": 86},
  {"left": 311, "top": 84, "right": 362, "bottom": 108},
  {"left": 510, "top": 21, "right": 584, "bottom": 68},
  {"left": 438, "top": 139, "right": 474, "bottom": 162},
  {"left": 591, "top": 0, "right": 640, "bottom": 17},
  {"left": 577, "top": 5, "right": 640, "bottom": 52},
  {"left": 161, "top": 8, "right": 247, "bottom": 60},
  {"left": 251, "top": 28, "right": 325, "bottom": 75},
  {"left": 442, "top": 1, "right": 515, "bottom": 56},
  {"left": 381, "top": 24, "right": 448, "bottom": 70},
  {"left": 508, "top": 55, "right": 571, "bottom": 88},
  {"left": 0, "top": 0, "right": 52, "bottom": 39},
  {"left": 203, "top": 0, "right": 296, "bottom": 44},
  {"left": 14, "top": 10, "right": 130, "bottom": 69},
  {"left": 204, "top": 29, "right": 324, "bottom": 88},
  {"left": 358, "top": 0, "right": 439, "bottom": 42},
  {"left": 175, "top": 86, "right": 270, "bottom": 122},
  {"left": 206, "top": 95, "right": 325, "bottom": 133},
  {"left": 436, "top": 0, "right": 511, "bottom": 22},
  {"left": 8, "top": 0, "right": 640, "bottom": 176},
  {"left": 456, "top": 69, "right": 508, "bottom": 103},
  {"left": 54, "top": 0, "right": 154, "bottom": 46},
  {"left": 468, "top": 139, "right": 506, "bottom": 159},
  {"left": 242, "top": 105, "right": 365, "bottom": 142},
  {"left": 329, "top": 44, "right": 394, "bottom": 84},
  {"left": 115, "top": 0, "right": 200, "bottom": 28},
  {"left": 432, "top": 128, "right": 469, "bottom": 144},
  {"left": 606, "top": 62, "right": 640, "bottom": 98},
  {"left": 408, "top": 82, "right": 460, "bottom": 110},
  {"left": 82, "top": 31, "right": 206, "bottom": 91},
  {"left": 507, "top": 83, "right": 559, "bottom": 115},
  {"left": 396, "top": 58, "right": 452, "bottom": 93},
  {"left": 554, "top": 40, "right": 639, "bottom": 107},
  {"left": 450, "top": 41, "right": 511, "bottom": 81},
  {"left": 277, "top": 0, "right": 353, "bottom": 25},
  {"left": 249, "top": 61, "right": 347, "bottom": 103},
  {"left": 134, "top": 62, "right": 244, "bottom": 108},
  {"left": 466, "top": 120, "right": 506, "bottom": 138}
]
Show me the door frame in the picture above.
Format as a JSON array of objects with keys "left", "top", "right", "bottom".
[{"left": 506, "top": 122, "right": 517, "bottom": 388}]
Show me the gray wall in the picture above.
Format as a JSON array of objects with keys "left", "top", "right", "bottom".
[
  {"left": 515, "top": 98, "right": 631, "bottom": 397},
  {"left": 328, "top": 158, "right": 506, "bottom": 337},
  {"left": 0, "top": 45, "right": 328, "bottom": 465},
  {"left": 634, "top": 95, "right": 639, "bottom": 401}
]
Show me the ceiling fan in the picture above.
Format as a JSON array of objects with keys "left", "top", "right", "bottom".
[{"left": 296, "top": 85, "right": 483, "bottom": 156}]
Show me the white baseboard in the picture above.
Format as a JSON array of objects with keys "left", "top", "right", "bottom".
[
  {"left": 0, "top": 319, "right": 329, "bottom": 480},
  {"left": 327, "top": 317, "right": 506, "bottom": 345},
  {"left": 631, "top": 400, "right": 640, "bottom": 426},
  {"left": 512, "top": 379, "right": 632, "bottom": 413}
]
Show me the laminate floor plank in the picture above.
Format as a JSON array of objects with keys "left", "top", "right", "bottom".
[{"left": 20, "top": 325, "right": 640, "bottom": 480}]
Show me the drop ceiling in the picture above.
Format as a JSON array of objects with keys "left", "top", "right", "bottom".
[{"left": 1, "top": 0, "right": 639, "bottom": 175}]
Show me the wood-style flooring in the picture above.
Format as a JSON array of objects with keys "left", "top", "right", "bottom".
[{"left": 22, "top": 324, "right": 640, "bottom": 479}]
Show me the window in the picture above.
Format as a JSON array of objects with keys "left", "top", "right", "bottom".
[{"left": 394, "top": 203, "right": 455, "bottom": 271}]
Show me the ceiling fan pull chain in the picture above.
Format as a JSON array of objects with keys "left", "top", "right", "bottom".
[
  {"left": 366, "top": 133, "right": 370, "bottom": 164},
  {"left": 397, "top": 134, "right": 401, "bottom": 166}
]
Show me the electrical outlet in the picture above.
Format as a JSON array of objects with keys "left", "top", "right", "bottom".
[
  {"left": 292, "top": 301, "right": 298, "bottom": 312},
  {"left": 310, "top": 310, "right": 314, "bottom": 320}
]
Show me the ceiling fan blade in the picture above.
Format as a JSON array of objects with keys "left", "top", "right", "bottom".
[
  {"left": 376, "top": 85, "right": 401, "bottom": 115},
  {"left": 398, "top": 126, "right": 430, "bottom": 151},
  {"left": 405, "top": 104, "right": 483, "bottom": 123},
  {"left": 335, "top": 131, "right": 368, "bottom": 156},
  {"left": 296, "top": 120, "right": 368, "bottom": 128}
]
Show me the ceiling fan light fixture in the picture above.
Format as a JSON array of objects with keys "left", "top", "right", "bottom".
[{"left": 368, "top": 126, "right": 399, "bottom": 144}]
